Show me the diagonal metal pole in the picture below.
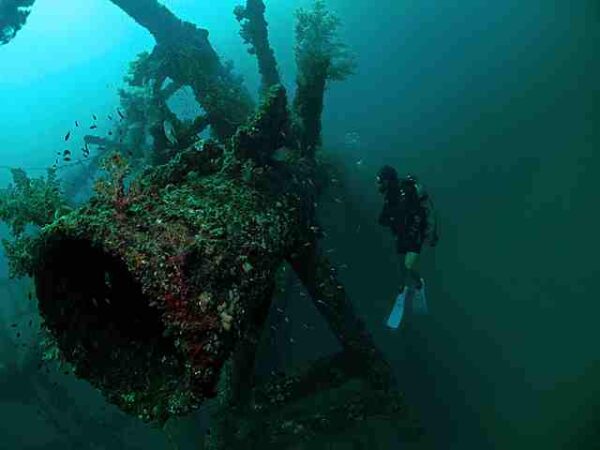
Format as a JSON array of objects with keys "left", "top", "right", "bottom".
[{"left": 288, "top": 242, "right": 397, "bottom": 391}]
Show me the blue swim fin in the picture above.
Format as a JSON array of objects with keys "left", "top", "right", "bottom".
[
  {"left": 413, "top": 278, "right": 428, "bottom": 315},
  {"left": 386, "top": 288, "right": 407, "bottom": 329}
]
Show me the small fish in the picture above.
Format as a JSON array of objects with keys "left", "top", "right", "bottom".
[
  {"left": 10, "top": 323, "right": 17, "bottom": 328},
  {"left": 108, "top": 115, "right": 113, "bottom": 121},
  {"left": 63, "top": 149, "right": 71, "bottom": 156},
  {"left": 82, "top": 147, "right": 90, "bottom": 158},
  {"left": 90, "top": 124, "right": 98, "bottom": 130},
  {"left": 75, "top": 120, "right": 79, "bottom": 127},
  {"left": 92, "top": 114, "right": 97, "bottom": 120},
  {"left": 64, "top": 131, "right": 71, "bottom": 141},
  {"left": 63, "top": 156, "right": 72, "bottom": 162},
  {"left": 28, "top": 319, "right": 32, "bottom": 327},
  {"left": 16, "top": 332, "right": 21, "bottom": 338},
  {"left": 117, "top": 109, "right": 125, "bottom": 119},
  {"left": 108, "top": 131, "right": 113, "bottom": 136}
]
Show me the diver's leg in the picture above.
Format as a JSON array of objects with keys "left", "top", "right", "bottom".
[
  {"left": 397, "top": 252, "right": 407, "bottom": 291},
  {"left": 404, "top": 252, "right": 421, "bottom": 288},
  {"left": 406, "top": 251, "right": 428, "bottom": 314},
  {"left": 386, "top": 253, "right": 408, "bottom": 329}
]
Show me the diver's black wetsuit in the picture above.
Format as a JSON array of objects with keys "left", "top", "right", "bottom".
[
  {"left": 377, "top": 167, "right": 438, "bottom": 254},
  {"left": 379, "top": 193, "right": 428, "bottom": 254}
]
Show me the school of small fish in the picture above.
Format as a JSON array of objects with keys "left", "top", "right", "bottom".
[{"left": 56, "top": 109, "right": 125, "bottom": 164}]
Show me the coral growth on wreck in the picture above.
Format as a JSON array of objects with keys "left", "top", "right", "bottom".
[
  {"left": 293, "top": 0, "right": 356, "bottom": 157},
  {"left": 0, "top": 4, "right": 405, "bottom": 443},
  {"left": 0, "top": 167, "right": 68, "bottom": 277},
  {"left": 295, "top": 0, "right": 356, "bottom": 82},
  {"left": 235, "top": 0, "right": 281, "bottom": 90}
]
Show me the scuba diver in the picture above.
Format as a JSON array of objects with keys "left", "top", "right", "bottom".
[{"left": 377, "top": 165, "right": 439, "bottom": 329}]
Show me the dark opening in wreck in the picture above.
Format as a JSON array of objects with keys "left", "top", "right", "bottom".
[{"left": 34, "top": 237, "right": 191, "bottom": 423}]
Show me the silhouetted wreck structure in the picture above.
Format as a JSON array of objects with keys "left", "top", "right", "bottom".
[{"left": 0, "top": 0, "right": 35, "bottom": 45}]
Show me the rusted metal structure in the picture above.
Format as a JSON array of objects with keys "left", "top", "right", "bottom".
[{"left": 5, "top": 1, "right": 423, "bottom": 448}]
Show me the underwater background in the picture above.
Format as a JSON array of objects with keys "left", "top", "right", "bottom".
[{"left": 0, "top": 0, "right": 598, "bottom": 449}]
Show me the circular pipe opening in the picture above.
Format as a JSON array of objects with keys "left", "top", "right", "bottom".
[{"left": 34, "top": 237, "right": 187, "bottom": 421}]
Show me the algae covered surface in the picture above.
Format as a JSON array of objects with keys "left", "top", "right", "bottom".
[{"left": 1, "top": 0, "right": 407, "bottom": 445}]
